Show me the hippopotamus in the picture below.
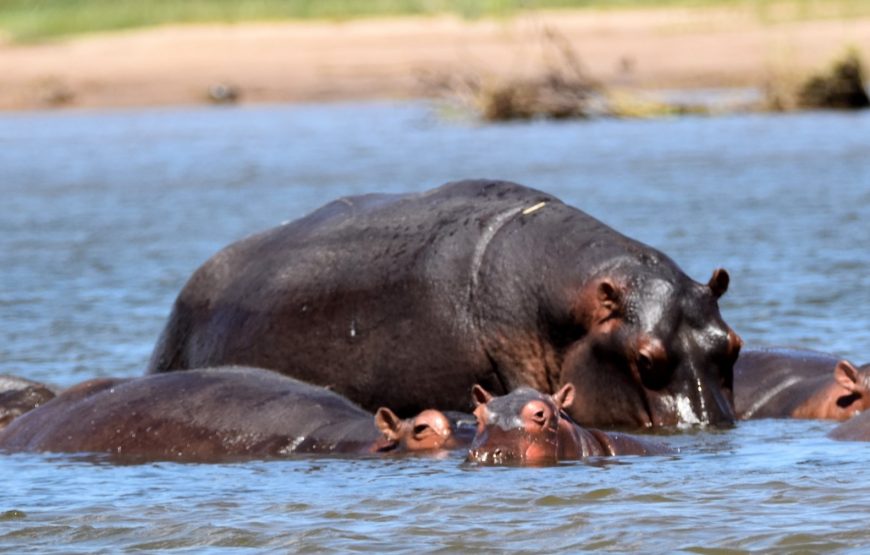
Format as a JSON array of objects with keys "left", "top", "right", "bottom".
[
  {"left": 0, "top": 375, "right": 57, "bottom": 430},
  {"left": 467, "top": 384, "right": 674, "bottom": 465},
  {"left": 0, "top": 366, "right": 471, "bottom": 461},
  {"left": 147, "top": 179, "right": 741, "bottom": 429},
  {"left": 734, "top": 348, "right": 870, "bottom": 420},
  {"left": 828, "top": 410, "right": 870, "bottom": 442}
]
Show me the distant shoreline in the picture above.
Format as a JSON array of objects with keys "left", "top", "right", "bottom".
[{"left": 1, "top": 8, "right": 869, "bottom": 112}]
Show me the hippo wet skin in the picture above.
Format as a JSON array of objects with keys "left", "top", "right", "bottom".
[
  {"left": 467, "top": 384, "right": 674, "bottom": 466},
  {"left": 0, "top": 367, "right": 465, "bottom": 461},
  {"left": 829, "top": 410, "right": 870, "bottom": 441},
  {"left": 148, "top": 180, "right": 741, "bottom": 428},
  {"left": 734, "top": 348, "right": 870, "bottom": 420},
  {"left": 0, "top": 375, "right": 57, "bottom": 430}
]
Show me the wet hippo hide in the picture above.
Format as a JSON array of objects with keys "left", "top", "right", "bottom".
[
  {"left": 0, "top": 375, "right": 58, "bottom": 430},
  {"left": 0, "top": 367, "right": 463, "bottom": 461},
  {"left": 467, "top": 384, "right": 674, "bottom": 465},
  {"left": 148, "top": 180, "right": 740, "bottom": 429},
  {"left": 829, "top": 410, "right": 870, "bottom": 441},
  {"left": 734, "top": 348, "right": 870, "bottom": 420}
]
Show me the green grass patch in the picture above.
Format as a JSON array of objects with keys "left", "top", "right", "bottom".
[{"left": 1, "top": 0, "right": 870, "bottom": 42}]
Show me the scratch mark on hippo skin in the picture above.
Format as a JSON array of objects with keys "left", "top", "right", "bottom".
[
  {"left": 468, "top": 202, "right": 549, "bottom": 304},
  {"left": 741, "top": 376, "right": 802, "bottom": 419},
  {"left": 466, "top": 201, "right": 553, "bottom": 392},
  {"left": 522, "top": 202, "right": 547, "bottom": 215}
]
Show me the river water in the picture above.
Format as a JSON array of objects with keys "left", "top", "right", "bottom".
[{"left": 1, "top": 102, "right": 868, "bottom": 552}]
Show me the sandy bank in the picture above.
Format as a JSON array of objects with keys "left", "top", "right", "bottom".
[{"left": 1, "top": 8, "right": 869, "bottom": 110}]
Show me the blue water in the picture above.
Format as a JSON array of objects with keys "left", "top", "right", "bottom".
[{"left": 1, "top": 102, "right": 869, "bottom": 552}]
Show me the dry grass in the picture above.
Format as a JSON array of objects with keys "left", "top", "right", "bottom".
[{"left": 427, "top": 29, "right": 870, "bottom": 121}]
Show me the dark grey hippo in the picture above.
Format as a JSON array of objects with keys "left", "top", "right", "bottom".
[
  {"left": 734, "top": 348, "right": 870, "bottom": 420},
  {"left": 0, "top": 367, "right": 469, "bottom": 461},
  {"left": 148, "top": 180, "right": 741, "bottom": 429},
  {"left": 829, "top": 410, "right": 870, "bottom": 442}
]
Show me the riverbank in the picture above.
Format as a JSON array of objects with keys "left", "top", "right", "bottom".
[{"left": 1, "top": 7, "right": 869, "bottom": 111}]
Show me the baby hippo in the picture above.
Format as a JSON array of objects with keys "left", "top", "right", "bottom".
[
  {"left": 0, "top": 366, "right": 467, "bottom": 462},
  {"left": 0, "top": 375, "right": 57, "bottom": 430},
  {"left": 466, "top": 384, "right": 673, "bottom": 466},
  {"left": 734, "top": 348, "right": 870, "bottom": 420}
]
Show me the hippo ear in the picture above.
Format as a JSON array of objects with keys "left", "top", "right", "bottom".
[
  {"left": 577, "top": 278, "right": 623, "bottom": 325},
  {"left": 834, "top": 361, "right": 862, "bottom": 393},
  {"left": 552, "top": 384, "right": 576, "bottom": 411},
  {"left": 708, "top": 268, "right": 730, "bottom": 299},
  {"left": 597, "top": 279, "right": 621, "bottom": 314},
  {"left": 472, "top": 384, "right": 493, "bottom": 407},
  {"left": 374, "top": 407, "right": 402, "bottom": 441}
]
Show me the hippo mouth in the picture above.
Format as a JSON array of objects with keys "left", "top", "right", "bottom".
[
  {"left": 466, "top": 446, "right": 520, "bottom": 466},
  {"left": 466, "top": 428, "right": 559, "bottom": 466},
  {"left": 643, "top": 371, "right": 736, "bottom": 429}
]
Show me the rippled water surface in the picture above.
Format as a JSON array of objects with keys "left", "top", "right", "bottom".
[{"left": 1, "top": 103, "right": 869, "bottom": 552}]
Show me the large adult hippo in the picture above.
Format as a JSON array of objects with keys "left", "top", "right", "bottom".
[
  {"left": 467, "top": 384, "right": 674, "bottom": 465},
  {"left": 734, "top": 348, "right": 870, "bottom": 420},
  {"left": 148, "top": 180, "right": 741, "bottom": 428},
  {"left": 0, "top": 367, "right": 469, "bottom": 461}
]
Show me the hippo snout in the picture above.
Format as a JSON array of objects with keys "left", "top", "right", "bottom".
[{"left": 467, "top": 443, "right": 522, "bottom": 465}]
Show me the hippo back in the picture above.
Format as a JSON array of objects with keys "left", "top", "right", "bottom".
[
  {"left": 829, "top": 410, "right": 870, "bottom": 441},
  {"left": 0, "top": 367, "right": 378, "bottom": 460},
  {"left": 734, "top": 348, "right": 843, "bottom": 419},
  {"left": 147, "top": 181, "right": 558, "bottom": 415}
]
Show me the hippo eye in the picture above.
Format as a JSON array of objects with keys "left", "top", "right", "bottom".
[
  {"left": 638, "top": 353, "right": 653, "bottom": 373},
  {"left": 413, "top": 424, "right": 431, "bottom": 437},
  {"left": 636, "top": 352, "right": 671, "bottom": 390},
  {"left": 522, "top": 401, "right": 552, "bottom": 429}
]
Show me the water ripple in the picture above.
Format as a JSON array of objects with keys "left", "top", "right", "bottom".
[{"left": 1, "top": 104, "right": 869, "bottom": 551}]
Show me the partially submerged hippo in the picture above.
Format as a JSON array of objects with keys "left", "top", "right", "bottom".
[
  {"left": 467, "top": 384, "right": 673, "bottom": 465},
  {"left": 0, "top": 367, "right": 469, "bottom": 461},
  {"left": 0, "top": 375, "right": 57, "bottom": 430},
  {"left": 828, "top": 410, "right": 870, "bottom": 442},
  {"left": 148, "top": 180, "right": 741, "bottom": 429},
  {"left": 734, "top": 348, "right": 870, "bottom": 420}
]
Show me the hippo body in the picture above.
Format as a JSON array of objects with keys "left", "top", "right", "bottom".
[
  {"left": 829, "top": 410, "right": 870, "bottom": 441},
  {"left": 0, "top": 375, "right": 58, "bottom": 430},
  {"left": 148, "top": 180, "right": 740, "bottom": 429},
  {"left": 467, "top": 384, "right": 673, "bottom": 466},
  {"left": 0, "top": 367, "right": 465, "bottom": 461},
  {"left": 734, "top": 348, "right": 870, "bottom": 420}
]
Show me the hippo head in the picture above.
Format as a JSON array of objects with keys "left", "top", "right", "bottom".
[
  {"left": 832, "top": 360, "right": 870, "bottom": 416},
  {"left": 557, "top": 267, "right": 742, "bottom": 429},
  {"left": 467, "top": 383, "right": 575, "bottom": 466},
  {"left": 0, "top": 376, "right": 57, "bottom": 431},
  {"left": 373, "top": 407, "right": 457, "bottom": 452}
]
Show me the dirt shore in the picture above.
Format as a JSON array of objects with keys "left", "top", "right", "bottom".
[{"left": 1, "top": 8, "right": 869, "bottom": 110}]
